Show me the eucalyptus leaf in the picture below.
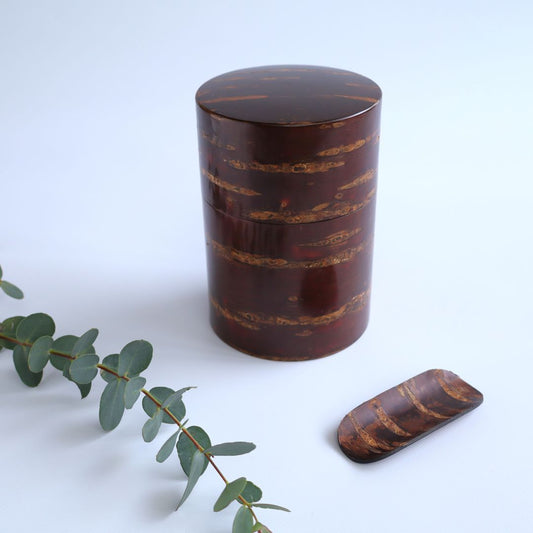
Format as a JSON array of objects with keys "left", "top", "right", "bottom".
[
  {"left": 100, "top": 353, "right": 119, "bottom": 382},
  {"left": 28, "top": 335, "right": 53, "bottom": 373},
  {"left": 0, "top": 265, "right": 3, "bottom": 277},
  {"left": 241, "top": 481, "right": 262, "bottom": 504},
  {"left": 117, "top": 339, "right": 152, "bottom": 377},
  {"left": 161, "top": 386, "right": 195, "bottom": 409},
  {"left": 160, "top": 387, "right": 194, "bottom": 421},
  {"left": 0, "top": 316, "right": 24, "bottom": 349},
  {"left": 50, "top": 338, "right": 94, "bottom": 397},
  {"left": 16, "top": 313, "right": 55, "bottom": 343},
  {"left": 124, "top": 376, "right": 146, "bottom": 409},
  {"left": 71, "top": 328, "right": 98, "bottom": 357},
  {"left": 142, "top": 410, "right": 163, "bottom": 442},
  {"left": 177, "top": 426, "right": 212, "bottom": 477},
  {"left": 252, "top": 503, "right": 290, "bottom": 512},
  {"left": 62, "top": 359, "right": 72, "bottom": 379},
  {"left": 164, "top": 398, "right": 185, "bottom": 423},
  {"left": 156, "top": 429, "right": 181, "bottom": 463},
  {"left": 233, "top": 506, "right": 254, "bottom": 533},
  {"left": 1, "top": 280, "right": 24, "bottom": 299},
  {"left": 69, "top": 354, "right": 99, "bottom": 384},
  {"left": 253, "top": 525, "right": 272, "bottom": 533},
  {"left": 13, "top": 345, "right": 43, "bottom": 387},
  {"left": 76, "top": 382, "right": 91, "bottom": 399},
  {"left": 99, "top": 379, "right": 126, "bottom": 431},
  {"left": 50, "top": 335, "right": 77, "bottom": 370},
  {"left": 214, "top": 477, "right": 247, "bottom": 512},
  {"left": 142, "top": 386, "right": 185, "bottom": 423},
  {"left": 176, "top": 450, "right": 207, "bottom": 510},
  {"left": 205, "top": 442, "right": 256, "bottom": 457}
]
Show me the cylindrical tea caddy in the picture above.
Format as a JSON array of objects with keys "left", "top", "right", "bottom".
[{"left": 196, "top": 65, "right": 381, "bottom": 361}]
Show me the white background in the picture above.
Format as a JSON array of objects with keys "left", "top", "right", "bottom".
[{"left": 1, "top": 1, "right": 532, "bottom": 532}]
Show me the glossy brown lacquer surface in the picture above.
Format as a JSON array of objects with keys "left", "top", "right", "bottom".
[
  {"left": 337, "top": 369, "right": 484, "bottom": 463},
  {"left": 196, "top": 65, "right": 381, "bottom": 360}
]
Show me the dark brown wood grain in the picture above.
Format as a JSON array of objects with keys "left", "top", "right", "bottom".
[
  {"left": 337, "top": 369, "right": 484, "bottom": 463},
  {"left": 196, "top": 65, "right": 381, "bottom": 360}
]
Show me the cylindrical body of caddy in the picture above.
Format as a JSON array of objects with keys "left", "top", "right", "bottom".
[{"left": 196, "top": 65, "right": 381, "bottom": 361}]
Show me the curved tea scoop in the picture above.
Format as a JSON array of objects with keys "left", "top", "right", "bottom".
[{"left": 338, "top": 369, "right": 483, "bottom": 463}]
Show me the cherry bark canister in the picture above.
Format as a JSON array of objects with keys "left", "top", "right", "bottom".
[{"left": 196, "top": 66, "right": 382, "bottom": 361}]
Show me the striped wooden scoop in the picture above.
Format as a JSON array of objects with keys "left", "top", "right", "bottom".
[{"left": 338, "top": 369, "right": 483, "bottom": 463}]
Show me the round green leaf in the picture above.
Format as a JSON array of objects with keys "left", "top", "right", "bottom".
[
  {"left": 161, "top": 386, "right": 195, "bottom": 409},
  {"left": 205, "top": 441, "right": 256, "bottom": 457},
  {"left": 233, "top": 506, "right": 254, "bottom": 533},
  {"left": 100, "top": 353, "right": 119, "bottom": 383},
  {"left": 161, "top": 388, "right": 191, "bottom": 423},
  {"left": 214, "top": 477, "right": 247, "bottom": 512},
  {"left": 16, "top": 313, "right": 55, "bottom": 343},
  {"left": 241, "top": 481, "right": 262, "bottom": 504},
  {"left": 142, "top": 387, "right": 184, "bottom": 423},
  {"left": 50, "top": 335, "right": 77, "bottom": 370},
  {"left": 69, "top": 354, "right": 99, "bottom": 384},
  {"left": 177, "top": 426, "right": 211, "bottom": 477},
  {"left": 1, "top": 280, "right": 24, "bottom": 299},
  {"left": 28, "top": 335, "right": 53, "bottom": 372},
  {"left": 142, "top": 386, "right": 173, "bottom": 417},
  {"left": 0, "top": 316, "right": 24, "bottom": 349},
  {"left": 124, "top": 376, "right": 146, "bottom": 409},
  {"left": 156, "top": 429, "right": 181, "bottom": 463},
  {"left": 71, "top": 328, "right": 98, "bottom": 357},
  {"left": 62, "top": 359, "right": 72, "bottom": 379},
  {"left": 117, "top": 339, "right": 152, "bottom": 377},
  {"left": 13, "top": 345, "right": 43, "bottom": 387},
  {"left": 142, "top": 410, "right": 163, "bottom": 442},
  {"left": 99, "top": 379, "right": 126, "bottom": 431},
  {"left": 164, "top": 398, "right": 185, "bottom": 424}
]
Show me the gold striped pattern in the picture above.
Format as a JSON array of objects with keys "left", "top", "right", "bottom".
[
  {"left": 319, "top": 122, "right": 346, "bottom": 129},
  {"left": 201, "top": 95, "right": 269, "bottom": 104},
  {"left": 397, "top": 382, "right": 448, "bottom": 420},
  {"left": 259, "top": 76, "right": 301, "bottom": 80},
  {"left": 332, "top": 94, "right": 379, "bottom": 103},
  {"left": 210, "top": 289, "right": 369, "bottom": 330},
  {"left": 295, "top": 329, "right": 313, "bottom": 337},
  {"left": 226, "top": 159, "right": 344, "bottom": 174},
  {"left": 348, "top": 413, "right": 395, "bottom": 453},
  {"left": 210, "top": 299, "right": 260, "bottom": 330},
  {"left": 201, "top": 169, "right": 261, "bottom": 197},
  {"left": 337, "top": 169, "right": 376, "bottom": 191},
  {"left": 317, "top": 131, "right": 379, "bottom": 157},
  {"left": 200, "top": 131, "right": 236, "bottom": 151},
  {"left": 210, "top": 238, "right": 368, "bottom": 269},
  {"left": 370, "top": 400, "right": 412, "bottom": 438},
  {"left": 434, "top": 370, "right": 473, "bottom": 403},
  {"left": 345, "top": 81, "right": 375, "bottom": 88},
  {"left": 298, "top": 228, "right": 362, "bottom": 247},
  {"left": 247, "top": 187, "right": 376, "bottom": 223}
]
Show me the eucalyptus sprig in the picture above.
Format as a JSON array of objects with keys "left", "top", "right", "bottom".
[{"left": 0, "top": 265, "right": 289, "bottom": 533}]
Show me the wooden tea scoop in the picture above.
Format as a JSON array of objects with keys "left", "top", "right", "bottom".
[{"left": 338, "top": 369, "right": 483, "bottom": 463}]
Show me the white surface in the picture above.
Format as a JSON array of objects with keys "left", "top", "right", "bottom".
[{"left": 1, "top": 1, "right": 532, "bottom": 532}]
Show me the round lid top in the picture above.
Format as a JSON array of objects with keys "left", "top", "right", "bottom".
[{"left": 196, "top": 65, "right": 381, "bottom": 126}]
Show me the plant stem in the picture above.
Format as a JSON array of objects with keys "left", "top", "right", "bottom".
[
  {"left": 140, "top": 383, "right": 258, "bottom": 518},
  {"left": 1, "top": 333, "right": 260, "bottom": 521},
  {"left": 0, "top": 333, "right": 74, "bottom": 359}
]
